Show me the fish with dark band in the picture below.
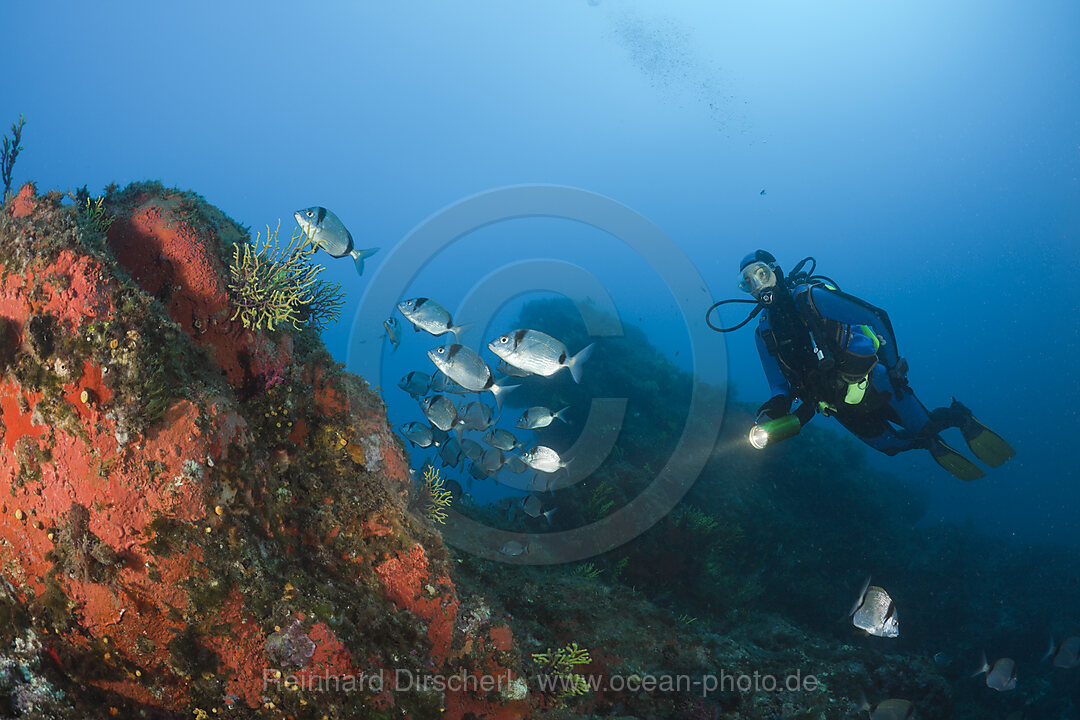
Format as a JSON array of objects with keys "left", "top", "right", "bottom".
[
  {"left": 517, "top": 406, "right": 569, "bottom": 430},
  {"left": 850, "top": 580, "right": 899, "bottom": 638},
  {"left": 1044, "top": 635, "right": 1080, "bottom": 668},
  {"left": 480, "top": 448, "right": 506, "bottom": 474},
  {"left": 496, "top": 359, "right": 533, "bottom": 378},
  {"left": 398, "top": 371, "right": 431, "bottom": 398},
  {"left": 429, "top": 371, "right": 470, "bottom": 395},
  {"left": 420, "top": 394, "right": 460, "bottom": 432},
  {"left": 520, "top": 446, "right": 570, "bottom": 474},
  {"left": 439, "top": 436, "right": 462, "bottom": 469},
  {"left": 383, "top": 317, "right": 401, "bottom": 351},
  {"left": 499, "top": 541, "right": 529, "bottom": 557},
  {"left": 972, "top": 653, "right": 1017, "bottom": 691},
  {"left": 294, "top": 206, "right": 379, "bottom": 276},
  {"left": 460, "top": 401, "right": 496, "bottom": 432},
  {"left": 428, "top": 344, "right": 517, "bottom": 408},
  {"left": 400, "top": 422, "right": 438, "bottom": 448},
  {"left": 398, "top": 298, "right": 470, "bottom": 341},
  {"left": 488, "top": 329, "right": 594, "bottom": 383},
  {"left": 460, "top": 438, "right": 485, "bottom": 463},
  {"left": 482, "top": 428, "right": 522, "bottom": 452},
  {"left": 858, "top": 695, "right": 915, "bottom": 720}
]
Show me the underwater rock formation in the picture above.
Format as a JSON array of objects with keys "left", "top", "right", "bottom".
[{"left": 0, "top": 182, "right": 527, "bottom": 719}]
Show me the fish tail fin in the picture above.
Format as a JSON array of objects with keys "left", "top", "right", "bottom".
[
  {"left": 544, "top": 508, "right": 557, "bottom": 525},
  {"left": 450, "top": 322, "right": 473, "bottom": 343},
  {"left": 554, "top": 406, "right": 571, "bottom": 424},
  {"left": 489, "top": 381, "right": 520, "bottom": 410},
  {"left": 971, "top": 652, "right": 989, "bottom": 677},
  {"left": 857, "top": 691, "right": 871, "bottom": 714},
  {"left": 1043, "top": 636, "right": 1056, "bottom": 662},
  {"left": 350, "top": 247, "right": 380, "bottom": 275},
  {"left": 567, "top": 343, "right": 595, "bottom": 384}
]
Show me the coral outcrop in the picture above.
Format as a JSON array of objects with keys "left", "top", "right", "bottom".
[{"left": 0, "top": 182, "right": 527, "bottom": 719}]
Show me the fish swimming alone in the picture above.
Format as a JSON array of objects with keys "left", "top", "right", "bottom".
[
  {"left": 499, "top": 540, "right": 529, "bottom": 557},
  {"left": 850, "top": 581, "right": 899, "bottom": 638},
  {"left": 517, "top": 405, "right": 569, "bottom": 430},
  {"left": 972, "top": 653, "right": 1017, "bottom": 691},
  {"left": 398, "top": 298, "right": 470, "bottom": 341},
  {"left": 858, "top": 696, "right": 915, "bottom": 720},
  {"left": 427, "top": 344, "right": 517, "bottom": 408},
  {"left": 294, "top": 206, "right": 379, "bottom": 276},
  {"left": 488, "top": 329, "right": 594, "bottom": 384},
  {"left": 383, "top": 316, "right": 400, "bottom": 351}
]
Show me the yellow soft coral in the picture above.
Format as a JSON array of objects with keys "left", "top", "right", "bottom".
[
  {"left": 532, "top": 642, "right": 592, "bottom": 698},
  {"left": 419, "top": 465, "right": 453, "bottom": 525},
  {"left": 227, "top": 220, "right": 342, "bottom": 331}
]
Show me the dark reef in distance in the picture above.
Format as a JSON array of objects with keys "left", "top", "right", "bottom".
[{"left": 0, "top": 182, "right": 1079, "bottom": 720}]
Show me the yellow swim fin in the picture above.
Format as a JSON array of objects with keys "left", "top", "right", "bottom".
[
  {"left": 961, "top": 416, "right": 1016, "bottom": 468},
  {"left": 929, "top": 437, "right": 985, "bottom": 481}
]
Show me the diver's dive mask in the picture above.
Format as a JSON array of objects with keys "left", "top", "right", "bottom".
[{"left": 738, "top": 261, "right": 778, "bottom": 302}]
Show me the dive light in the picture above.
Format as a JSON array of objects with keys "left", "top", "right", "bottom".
[{"left": 748, "top": 414, "right": 803, "bottom": 450}]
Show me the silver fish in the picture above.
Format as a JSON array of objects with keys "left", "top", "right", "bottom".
[
  {"left": 420, "top": 394, "right": 460, "bottom": 432},
  {"left": 480, "top": 447, "right": 506, "bottom": 474},
  {"left": 1044, "top": 636, "right": 1080, "bottom": 668},
  {"left": 516, "top": 405, "right": 569, "bottom": 430},
  {"left": 460, "top": 401, "right": 496, "bottom": 432},
  {"left": 398, "top": 298, "right": 469, "bottom": 341},
  {"left": 851, "top": 584, "right": 899, "bottom": 638},
  {"left": 520, "top": 445, "right": 570, "bottom": 474},
  {"left": 488, "top": 329, "right": 594, "bottom": 383},
  {"left": 496, "top": 359, "right": 533, "bottom": 378},
  {"left": 400, "top": 422, "right": 438, "bottom": 448},
  {"left": 482, "top": 428, "right": 521, "bottom": 452},
  {"left": 468, "top": 462, "right": 490, "bottom": 481},
  {"left": 505, "top": 454, "right": 528, "bottom": 474},
  {"left": 973, "top": 654, "right": 1017, "bottom": 691},
  {"left": 398, "top": 371, "right": 431, "bottom": 398},
  {"left": 429, "top": 371, "right": 470, "bottom": 395},
  {"left": 858, "top": 697, "right": 915, "bottom": 720},
  {"left": 460, "top": 438, "right": 485, "bottom": 463},
  {"left": 499, "top": 540, "right": 529, "bottom": 557},
  {"left": 520, "top": 494, "right": 555, "bottom": 523},
  {"left": 428, "top": 344, "right": 517, "bottom": 408},
  {"left": 439, "top": 436, "right": 462, "bottom": 469},
  {"left": 294, "top": 206, "right": 379, "bottom": 275},
  {"left": 383, "top": 317, "right": 400, "bottom": 351}
]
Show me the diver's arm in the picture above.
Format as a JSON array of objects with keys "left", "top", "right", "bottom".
[{"left": 755, "top": 331, "right": 791, "bottom": 400}]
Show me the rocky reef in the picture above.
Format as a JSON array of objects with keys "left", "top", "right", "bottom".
[{"left": 0, "top": 183, "right": 526, "bottom": 719}]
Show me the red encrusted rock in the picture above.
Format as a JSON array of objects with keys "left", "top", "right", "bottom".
[{"left": 0, "top": 182, "right": 530, "bottom": 719}]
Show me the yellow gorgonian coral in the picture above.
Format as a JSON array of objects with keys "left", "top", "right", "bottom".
[
  {"left": 227, "top": 220, "right": 343, "bottom": 331},
  {"left": 532, "top": 642, "right": 592, "bottom": 698},
  {"left": 420, "top": 465, "right": 453, "bottom": 525}
]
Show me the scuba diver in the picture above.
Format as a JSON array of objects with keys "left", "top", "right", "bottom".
[{"left": 706, "top": 251, "right": 1014, "bottom": 480}]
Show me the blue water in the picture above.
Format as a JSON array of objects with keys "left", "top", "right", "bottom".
[{"left": 5, "top": 2, "right": 1078, "bottom": 542}]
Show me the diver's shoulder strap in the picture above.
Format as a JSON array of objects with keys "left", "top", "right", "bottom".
[{"left": 796, "top": 283, "right": 900, "bottom": 367}]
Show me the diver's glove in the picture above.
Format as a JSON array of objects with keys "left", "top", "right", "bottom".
[
  {"left": 887, "top": 357, "right": 910, "bottom": 393},
  {"left": 757, "top": 394, "right": 792, "bottom": 420}
]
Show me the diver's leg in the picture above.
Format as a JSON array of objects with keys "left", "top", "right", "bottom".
[
  {"left": 939, "top": 400, "right": 1016, "bottom": 467},
  {"left": 866, "top": 366, "right": 986, "bottom": 480}
]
